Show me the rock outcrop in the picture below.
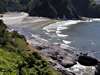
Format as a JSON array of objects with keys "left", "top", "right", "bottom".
[{"left": 78, "top": 55, "right": 98, "bottom": 66}]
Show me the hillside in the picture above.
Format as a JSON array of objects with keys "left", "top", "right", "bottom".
[{"left": 0, "top": 0, "right": 100, "bottom": 19}]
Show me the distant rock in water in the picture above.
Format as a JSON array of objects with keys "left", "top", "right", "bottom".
[{"left": 78, "top": 55, "right": 98, "bottom": 66}]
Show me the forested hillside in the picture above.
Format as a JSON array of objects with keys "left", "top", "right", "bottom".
[{"left": 0, "top": 0, "right": 100, "bottom": 19}]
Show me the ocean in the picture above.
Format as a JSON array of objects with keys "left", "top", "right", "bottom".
[{"left": 43, "top": 20, "right": 100, "bottom": 59}]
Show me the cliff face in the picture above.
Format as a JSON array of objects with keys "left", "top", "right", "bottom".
[
  {"left": 0, "top": 0, "right": 100, "bottom": 19},
  {"left": 28, "top": 0, "right": 79, "bottom": 19},
  {"left": 71, "top": 0, "right": 100, "bottom": 17}
]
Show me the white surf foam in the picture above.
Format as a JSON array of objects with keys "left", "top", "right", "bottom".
[
  {"left": 62, "top": 40, "right": 72, "bottom": 44},
  {"left": 66, "top": 62, "right": 95, "bottom": 75},
  {"left": 57, "top": 34, "right": 69, "bottom": 37},
  {"left": 57, "top": 26, "right": 68, "bottom": 31},
  {"left": 60, "top": 44, "right": 72, "bottom": 49},
  {"left": 56, "top": 30, "right": 62, "bottom": 34},
  {"left": 83, "top": 18, "right": 100, "bottom": 22},
  {"left": 43, "top": 20, "right": 81, "bottom": 32},
  {"left": 92, "top": 18, "right": 100, "bottom": 21}
]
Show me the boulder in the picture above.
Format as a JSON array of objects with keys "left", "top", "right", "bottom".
[
  {"left": 60, "top": 57, "right": 76, "bottom": 68},
  {"left": 78, "top": 55, "right": 98, "bottom": 66}
]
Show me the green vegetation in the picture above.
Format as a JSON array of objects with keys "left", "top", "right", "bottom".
[
  {"left": 0, "top": 48, "right": 60, "bottom": 75},
  {"left": 0, "top": 0, "right": 100, "bottom": 18},
  {"left": 0, "top": 20, "right": 61, "bottom": 75}
]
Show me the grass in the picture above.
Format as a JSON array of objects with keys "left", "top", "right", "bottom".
[
  {"left": 0, "top": 48, "right": 61, "bottom": 75},
  {"left": 0, "top": 48, "right": 24, "bottom": 74}
]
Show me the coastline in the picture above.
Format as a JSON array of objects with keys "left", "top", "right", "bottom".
[
  {"left": 1, "top": 12, "right": 100, "bottom": 75},
  {"left": 19, "top": 18, "right": 97, "bottom": 75},
  {"left": 26, "top": 32, "right": 96, "bottom": 75},
  {"left": 28, "top": 33, "right": 100, "bottom": 75}
]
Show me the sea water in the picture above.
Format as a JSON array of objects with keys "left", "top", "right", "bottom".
[
  {"left": 60, "top": 21, "right": 100, "bottom": 59},
  {"left": 43, "top": 20, "right": 100, "bottom": 60}
]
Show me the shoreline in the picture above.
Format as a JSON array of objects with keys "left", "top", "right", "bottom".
[
  {"left": 1, "top": 12, "right": 100, "bottom": 75},
  {"left": 21, "top": 17, "right": 100, "bottom": 75},
  {"left": 26, "top": 33, "right": 96, "bottom": 75}
]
